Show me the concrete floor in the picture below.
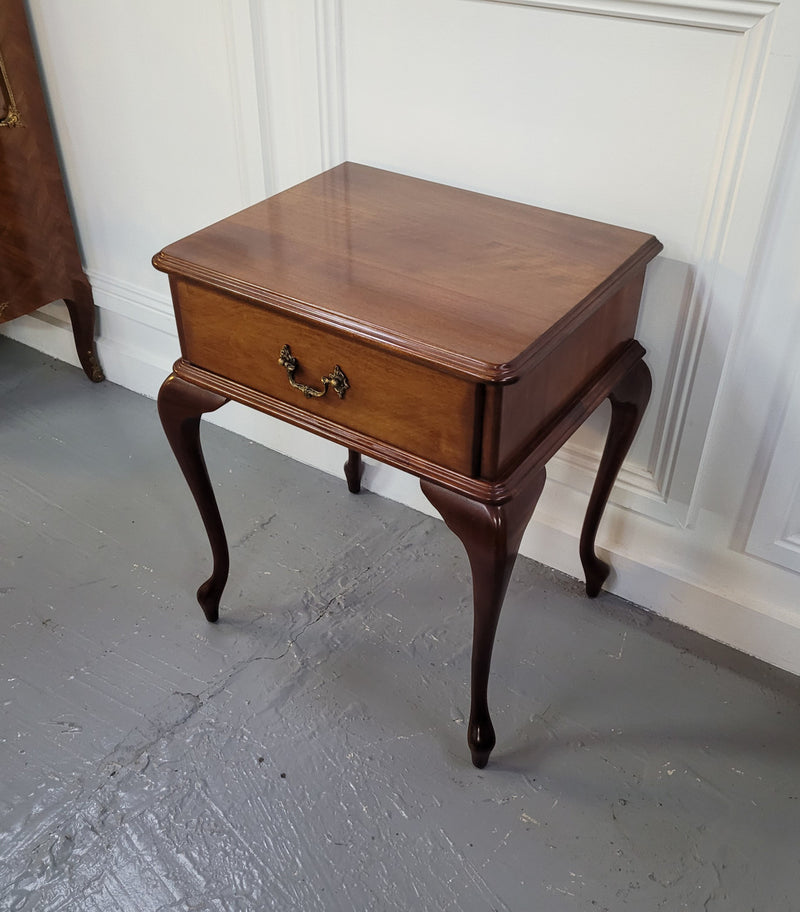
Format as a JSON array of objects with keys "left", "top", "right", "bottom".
[{"left": 2, "top": 336, "right": 800, "bottom": 911}]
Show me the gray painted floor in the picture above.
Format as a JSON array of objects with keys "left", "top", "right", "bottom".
[{"left": 1, "top": 336, "right": 799, "bottom": 912}]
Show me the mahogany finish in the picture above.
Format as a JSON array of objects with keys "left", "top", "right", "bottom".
[
  {"left": 421, "top": 466, "right": 547, "bottom": 769},
  {"left": 170, "top": 279, "right": 479, "bottom": 475},
  {"left": 0, "top": 0, "right": 103, "bottom": 382},
  {"left": 581, "top": 358, "right": 653, "bottom": 596},
  {"left": 155, "top": 163, "right": 662, "bottom": 767},
  {"left": 157, "top": 375, "right": 229, "bottom": 622},
  {"left": 344, "top": 449, "right": 363, "bottom": 495}
]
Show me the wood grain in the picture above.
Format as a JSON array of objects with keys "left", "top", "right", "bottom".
[
  {"left": 174, "top": 279, "right": 478, "bottom": 475},
  {"left": 1, "top": 0, "right": 83, "bottom": 317},
  {"left": 0, "top": 0, "right": 103, "bottom": 381},
  {"left": 154, "top": 162, "right": 662, "bottom": 383}
]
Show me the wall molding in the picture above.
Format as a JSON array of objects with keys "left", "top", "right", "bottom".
[
  {"left": 314, "top": 0, "right": 346, "bottom": 169},
  {"left": 86, "top": 270, "right": 176, "bottom": 335},
  {"left": 478, "top": 0, "right": 779, "bottom": 32},
  {"left": 535, "top": 11, "right": 781, "bottom": 528},
  {"left": 746, "top": 355, "right": 800, "bottom": 572},
  {"left": 646, "top": 12, "right": 777, "bottom": 519},
  {"left": 246, "top": 0, "right": 277, "bottom": 196},
  {"left": 560, "top": 442, "right": 660, "bottom": 498},
  {"left": 220, "top": 1, "right": 268, "bottom": 206},
  {"left": 249, "top": 0, "right": 344, "bottom": 194}
]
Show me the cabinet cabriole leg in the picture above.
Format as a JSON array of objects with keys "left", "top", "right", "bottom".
[{"left": 64, "top": 282, "right": 104, "bottom": 383}]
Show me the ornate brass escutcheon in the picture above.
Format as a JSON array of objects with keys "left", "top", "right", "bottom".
[
  {"left": 0, "top": 49, "right": 21, "bottom": 127},
  {"left": 278, "top": 344, "right": 349, "bottom": 399}
]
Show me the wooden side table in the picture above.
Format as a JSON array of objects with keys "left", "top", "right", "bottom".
[{"left": 155, "top": 163, "right": 661, "bottom": 768}]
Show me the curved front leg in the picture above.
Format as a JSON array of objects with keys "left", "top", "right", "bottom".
[
  {"left": 65, "top": 281, "right": 104, "bottom": 383},
  {"left": 158, "top": 374, "right": 229, "bottom": 622},
  {"left": 580, "top": 357, "right": 652, "bottom": 597},
  {"left": 421, "top": 467, "right": 546, "bottom": 769}
]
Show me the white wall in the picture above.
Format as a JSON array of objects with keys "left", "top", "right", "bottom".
[{"left": 6, "top": 0, "right": 800, "bottom": 673}]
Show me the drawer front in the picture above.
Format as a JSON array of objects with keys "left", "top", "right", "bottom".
[{"left": 173, "top": 280, "right": 479, "bottom": 475}]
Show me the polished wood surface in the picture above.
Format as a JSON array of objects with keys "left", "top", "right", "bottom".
[
  {"left": 154, "top": 162, "right": 660, "bottom": 382},
  {"left": 171, "top": 278, "right": 479, "bottom": 474},
  {"left": 344, "top": 449, "right": 363, "bottom": 495},
  {"left": 421, "top": 465, "right": 547, "bottom": 768},
  {"left": 0, "top": 0, "right": 102, "bottom": 382},
  {"left": 156, "top": 163, "right": 662, "bottom": 767},
  {"left": 157, "top": 375, "right": 229, "bottom": 622},
  {"left": 581, "top": 358, "right": 653, "bottom": 596}
]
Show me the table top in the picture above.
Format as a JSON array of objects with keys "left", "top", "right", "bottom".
[{"left": 154, "top": 163, "right": 661, "bottom": 383}]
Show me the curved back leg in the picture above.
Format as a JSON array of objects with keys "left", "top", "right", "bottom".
[{"left": 580, "top": 358, "right": 652, "bottom": 597}]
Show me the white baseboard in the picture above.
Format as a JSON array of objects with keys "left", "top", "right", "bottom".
[{"left": 5, "top": 277, "right": 800, "bottom": 677}]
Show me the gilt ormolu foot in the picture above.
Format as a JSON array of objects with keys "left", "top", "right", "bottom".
[
  {"left": 64, "top": 281, "right": 104, "bottom": 383},
  {"left": 580, "top": 358, "right": 652, "bottom": 597},
  {"left": 421, "top": 467, "right": 547, "bottom": 768},
  {"left": 157, "top": 374, "right": 229, "bottom": 621}
]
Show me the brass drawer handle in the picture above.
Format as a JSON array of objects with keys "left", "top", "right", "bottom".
[
  {"left": 0, "top": 48, "right": 21, "bottom": 127},
  {"left": 278, "top": 344, "right": 349, "bottom": 399}
]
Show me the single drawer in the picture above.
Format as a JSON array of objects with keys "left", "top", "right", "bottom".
[{"left": 173, "top": 279, "right": 480, "bottom": 475}]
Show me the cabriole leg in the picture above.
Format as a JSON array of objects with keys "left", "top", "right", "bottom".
[
  {"left": 64, "top": 281, "right": 104, "bottom": 383},
  {"left": 344, "top": 449, "right": 363, "bottom": 494},
  {"left": 580, "top": 358, "right": 652, "bottom": 597},
  {"left": 421, "top": 468, "right": 546, "bottom": 768},
  {"left": 158, "top": 374, "right": 229, "bottom": 622}
]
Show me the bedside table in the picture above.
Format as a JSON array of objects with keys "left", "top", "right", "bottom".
[{"left": 155, "top": 163, "right": 661, "bottom": 768}]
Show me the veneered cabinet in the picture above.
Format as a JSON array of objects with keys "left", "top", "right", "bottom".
[{"left": 0, "top": 0, "right": 102, "bottom": 381}]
